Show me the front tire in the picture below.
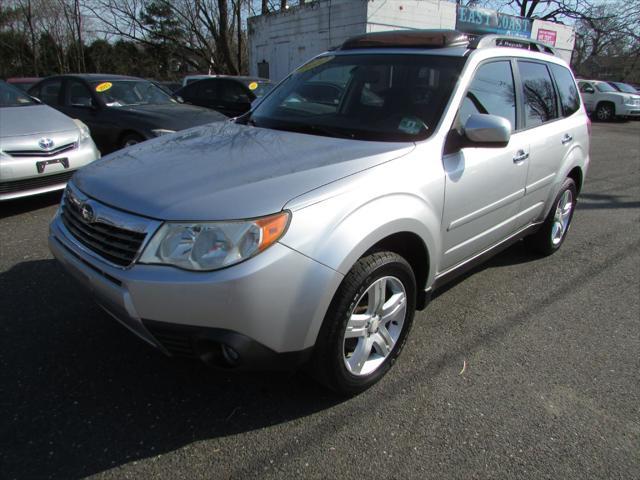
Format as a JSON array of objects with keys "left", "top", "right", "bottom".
[
  {"left": 311, "top": 251, "right": 416, "bottom": 395},
  {"left": 595, "top": 103, "right": 615, "bottom": 122},
  {"left": 120, "top": 133, "right": 144, "bottom": 149},
  {"left": 525, "top": 177, "right": 577, "bottom": 256}
]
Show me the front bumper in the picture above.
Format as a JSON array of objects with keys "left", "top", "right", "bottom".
[
  {"left": 619, "top": 105, "right": 640, "bottom": 117},
  {"left": 0, "top": 141, "right": 100, "bottom": 201},
  {"left": 49, "top": 211, "right": 343, "bottom": 369}
]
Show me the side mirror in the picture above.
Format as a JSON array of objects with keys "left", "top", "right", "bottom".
[
  {"left": 584, "top": 87, "right": 595, "bottom": 94},
  {"left": 173, "top": 95, "right": 184, "bottom": 103},
  {"left": 463, "top": 114, "right": 511, "bottom": 147},
  {"left": 30, "top": 96, "right": 42, "bottom": 104}
]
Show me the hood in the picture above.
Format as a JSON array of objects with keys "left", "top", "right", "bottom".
[
  {"left": 74, "top": 122, "right": 414, "bottom": 221},
  {"left": 117, "top": 103, "right": 226, "bottom": 130},
  {"left": 0, "top": 104, "right": 77, "bottom": 138}
]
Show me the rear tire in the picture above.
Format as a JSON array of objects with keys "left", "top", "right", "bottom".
[
  {"left": 525, "top": 177, "right": 577, "bottom": 256},
  {"left": 311, "top": 251, "right": 416, "bottom": 396}
]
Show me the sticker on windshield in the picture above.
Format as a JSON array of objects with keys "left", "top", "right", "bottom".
[
  {"left": 95, "top": 82, "right": 113, "bottom": 93},
  {"left": 398, "top": 117, "right": 426, "bottom": 135},
  {"left": 295, "top": 56, "right": 334, "bottom": 74},
  {"left": 248, "top": 81, "right": 258, "bottom": 90}
]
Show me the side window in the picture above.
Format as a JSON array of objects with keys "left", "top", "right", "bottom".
[
  {"left": 220, "top": 81, "right": 250, "bottom": 103},
  {"left": 65, "top": 80, "right": 93, "bottom": 107},
  {"left": 550, "top": 64, "right": 580, "bottom": 117},
  {"left": 518, "top": 61, "right": 558, "bottom": 128},
  {"left": 195, "top": 80, "right": 218, "bottom": 101},
  {"left": 39, "top": 80, "right": 62, "bottom": 106},
  {"left": 458, "top": 61, "right": 516, "bottom": 130}
]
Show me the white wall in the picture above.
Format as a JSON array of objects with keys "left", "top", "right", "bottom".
[
  {"left": 248, "top": 1, "right": 576, "bottom": 82},
  {"left": 531, "top": 19, "right": 576, "bottom": 63},
  {"left": 248, "top": 0, "right": 367, "bottom": 81},
  {"left": 366, "top": 0, "right": 456, "bottom": 33}
]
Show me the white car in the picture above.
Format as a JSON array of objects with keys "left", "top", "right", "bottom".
[{"left": 577, "top": 79, "right": 640, "bottom": 121}]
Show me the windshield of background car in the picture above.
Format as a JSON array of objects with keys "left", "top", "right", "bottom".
[
  {"left": 612, "top": 82, "right": 638, "bottom": 94},
  {"left": 595, "top": 82, "right": 616, "bottom": 93},
  {"left": 0, "top": 81, "right": 35, "bottom": 108},
  {"left": 250, "top": 54, "right": 465, "bottom": 141},
  {"left": 90, "top": 80, "right": 177, "bottom": 107}
]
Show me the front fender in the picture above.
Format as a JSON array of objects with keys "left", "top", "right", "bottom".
[{"left": 281, "top": 191, "right": 442, "bottom": 288}]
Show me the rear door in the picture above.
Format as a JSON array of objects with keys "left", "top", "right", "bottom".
[
  {"left": 440, "top": 59, "right": 529, "bottom": 272},
  {"left": 516, "top": 61, "right": 572, "bottom": 222}
]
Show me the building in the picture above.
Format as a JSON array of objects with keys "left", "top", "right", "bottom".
[{"left": 248, "top": 0, "right": 575, "bottom": 82}]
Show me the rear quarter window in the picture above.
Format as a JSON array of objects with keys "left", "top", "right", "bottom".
[{"left": 550, "top": 64, "right": 580, "bottom": 117}]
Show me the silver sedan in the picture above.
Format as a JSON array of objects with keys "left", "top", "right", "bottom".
[{"left": 0, "top": 80, "right": 100, "bottom": 201}]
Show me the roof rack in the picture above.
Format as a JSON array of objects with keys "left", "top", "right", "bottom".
[
  {"left": 470, "top": 35, "right": 557, "bottom": 55},
  {"left": 339, "top": 29, "right": 469, "bottom": 51}
]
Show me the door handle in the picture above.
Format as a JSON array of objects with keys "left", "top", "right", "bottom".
[
  {"left": 513, "top": 150, "right": 529, "bottom": 164},
  {"left": 561, "top": 134, "right": 573, "bottom": 145}
]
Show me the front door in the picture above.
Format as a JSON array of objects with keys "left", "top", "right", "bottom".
[{"left": 440, "top": 60, "right": 529, "bottom": 272}]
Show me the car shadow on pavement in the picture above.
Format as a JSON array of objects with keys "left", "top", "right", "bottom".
[
  {"left": 576, "top": 192, "right": 640, "bottom": 210},
  {"left": 0, "top": 191, "right": 62, "bottom": 220},
  {"left": 0, "top": 259, "right": 343, "bottom": 479}
]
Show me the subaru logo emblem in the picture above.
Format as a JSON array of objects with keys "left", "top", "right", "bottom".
[
  {"left": 80, "top": 204, "right": 95, "bottom": 223},
  {"left": 38, "top": 138, "right": 55, "bottom": 151}
]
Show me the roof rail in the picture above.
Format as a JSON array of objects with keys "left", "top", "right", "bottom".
[
  {"left": 339, "top": 29, "right": 469, "bottom": 51},
  {"left": 470, "top": 34, "right": 557, "bottom": 55}
]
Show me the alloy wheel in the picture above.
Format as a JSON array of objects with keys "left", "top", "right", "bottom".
[
  {"left": 342, "top": 276, "right": 407, "bottom": 376},
  {"left": 551, "top": 189, "right": 573, "bottom": 245}
]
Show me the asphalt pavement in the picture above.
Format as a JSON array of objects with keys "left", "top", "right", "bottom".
[{"left": 1, "top": 121, "right": 638, "bottom": 480}]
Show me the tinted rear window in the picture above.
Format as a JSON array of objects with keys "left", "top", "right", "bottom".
[{"left": 518, "top": 61, "right": 558, "bottom": 128}]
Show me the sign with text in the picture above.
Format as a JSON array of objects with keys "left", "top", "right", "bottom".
[
  {"left": 536, "top": 28, "right": 558, "bottom": 46},
  {"left": 456, "top": 6, "right": 533, "bottom": 39}
]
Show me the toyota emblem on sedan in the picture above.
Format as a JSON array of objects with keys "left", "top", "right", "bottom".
[
  {"left": 80, "top": 204, "right": 95, "bottom": 223},
  {"left": 38, "top": 138, "right": 55, "bottom": 151}
]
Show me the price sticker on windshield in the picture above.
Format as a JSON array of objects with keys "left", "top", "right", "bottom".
[
  {"left": 248, "top": 81, "right": 259, "bottom": 90},
  {"left": 95, "top": 82, "right": 113, "bottom": 92}
]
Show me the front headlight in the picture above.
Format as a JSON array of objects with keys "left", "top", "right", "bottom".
[
  {"left": 151, "top": 129, "right": 176, "bottom": 137},
  {"left": 73, "top": 119, "right": 92, "bottom": 142},
  {"left": 139, "top": 211, "right": 290, "bottom": 271}
]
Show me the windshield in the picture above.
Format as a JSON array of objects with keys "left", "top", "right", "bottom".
[
  {"left": 0, "top": 81, "right": 35, "bottom": 108},
  {"left": 90, "top": 80, "right": 177, "bottom": 107},
  {"left": 249, "top": 54, "right": 464, "bottom": 141},
  {"left": 245, "top": 81, "right": 273, "bottom": 99},
  {"left": 595, "top": 82, "right": 616, "bottom": 93},
  {"left": 612, "top": 82, "right": 638, "bottom": 94}
]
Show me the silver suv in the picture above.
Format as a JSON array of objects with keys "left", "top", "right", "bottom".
[{"left": 49, "top": 31, "right": 590, "bottom": 394}]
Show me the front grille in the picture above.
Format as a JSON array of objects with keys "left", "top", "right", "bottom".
[
  {"left": 0, "top": 170, "right": 74, "bottom": 194},
  {"left": 143, "top": 321, "right": 196, "bottom": 357},
  {"left": 61, "top": 201, "right": 147, "bottom": 267},
  {"left": 5, "top": 142, "right": 77, "bottom": 158}
]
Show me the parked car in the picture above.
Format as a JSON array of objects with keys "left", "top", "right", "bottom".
[
  {"left": 6, "top": 77, "right": 41, "bottom": 92},
  {"left": 607, "top": 81, "right": 639, "bottom": 95},
  {"left": 577, "top": 79, "right": 640, "bottom": 121},
  {"left": 28, "top": 74, "right": 226, "bottom": 153},
  {"left": 175, "top": 76, "right": 273, "bottom": 117},
  {"left": 49, "top": 30, "right": 590, "bottom": 394},
  {"left": 0, "top": 80, "right": 100, "bottom": 201}
]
